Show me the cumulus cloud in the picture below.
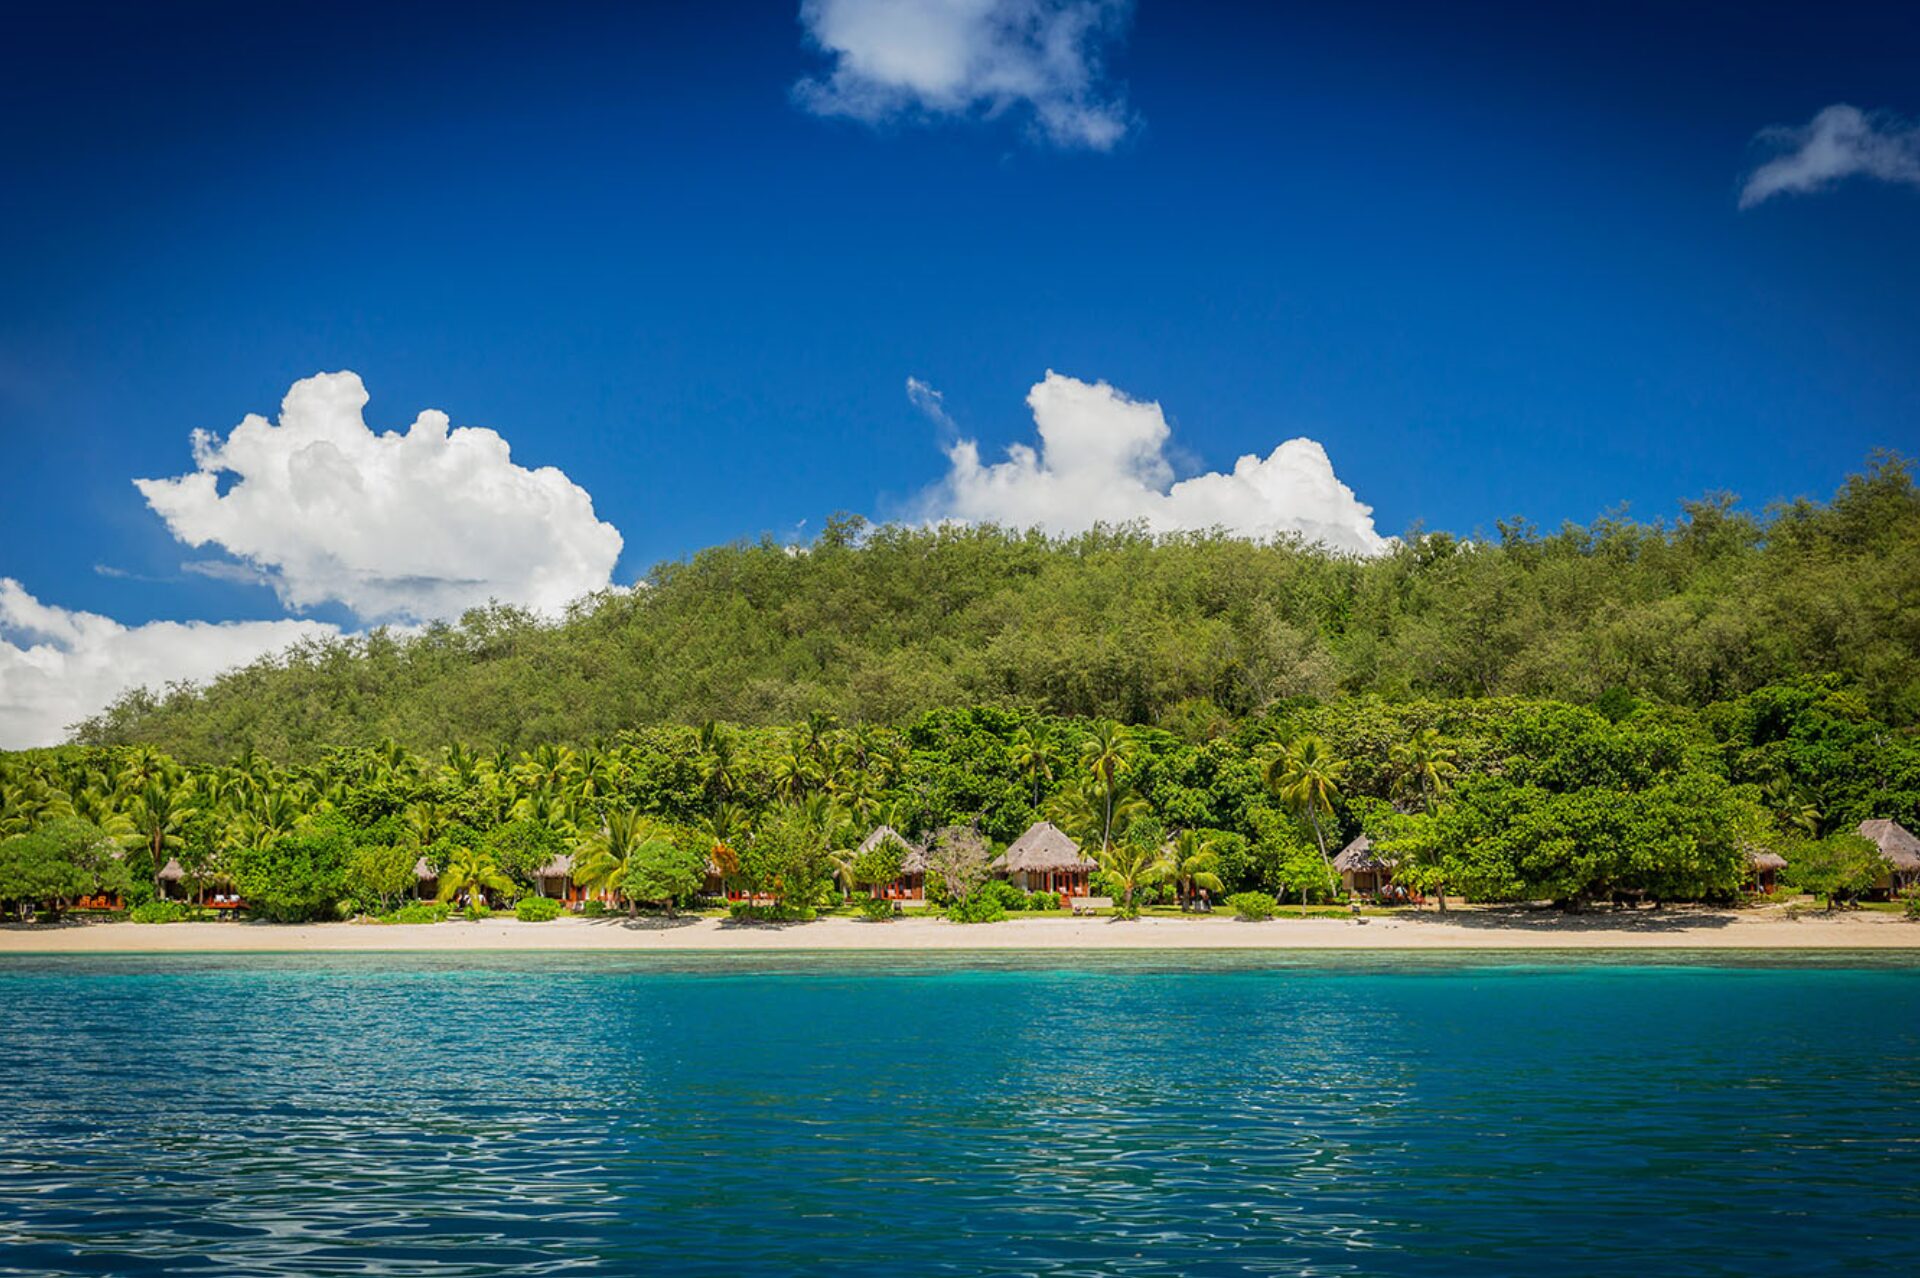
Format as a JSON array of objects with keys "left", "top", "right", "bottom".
[
  {"left": 135, "top": 372, "right": 623, "bottom": 622},
  {"left": 916, "top": 371, "right": 1389, "bottom": 555},
  {"left": 794, "top": 0, "right": 1135, "bottom": 150},
  {"left": 0, "top": 579, "right": 337, "bottom": 748},
  {"left": 1739, "top": 104, "right": 1920, "bottom": 208}
]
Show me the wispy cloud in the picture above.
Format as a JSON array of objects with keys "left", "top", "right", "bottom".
[
  {"left": 1739, "top": 104, "right": 1920, "bottom": 208},
  {"left": 913, "top": 371, "right": 1389, "bottom": 556},
  {"left": 794, "top": 0, "right": 1136, "bottom": 150}
]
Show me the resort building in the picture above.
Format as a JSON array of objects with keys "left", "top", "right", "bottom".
[
  {"left": 532, "top": 853, "right": 588, "bottom": 904},
  {"left": 156, "top": 857, "right": 245, "bottom": 910},
  {"left": 1858, "top": 819, "right": 1920, "bottom": 895},
  {"left": 990, "top": 821, "right": 1097, "bottom": 897},
  {"left": 1333, "top": 835, "right": 1394, "bottom": 897},
  {"left": 1744, "top": 843, "right": 1787, "bottom": 894},
  {"left": 414, "top": 856, "right": 438, "bottom": 900},
  {"left": 859, "top": 825, "right": 928, "bottom": 900}
]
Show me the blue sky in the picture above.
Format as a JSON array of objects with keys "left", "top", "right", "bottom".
[{"left": 1, "top": 0, "right": 1917, "bottom": 744}]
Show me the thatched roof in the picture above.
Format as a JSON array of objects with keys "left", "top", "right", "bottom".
[
  {"left": 414, "top": 856, "right": 436, "bottom": 882},
  {"left": 859, "top": 825, "right": 927, "bottom": 874},
  {"left": 1858, "top": 819, "right": 1920, "bottom": 871},
  {"left": 158, "top": 857, "right": 184, "bottom": 882},
  {"left": 534, "top": 853, "right": 574, "bottom": 879},
  {"left": 1332, "top": 835, "right": 1392, "bottom": 873},
  {"left": 991, "top": 821, "right": 1095, "bottom": 873},
  {"left": 1747, "top": 847, "right": 1788, "bottom": 873}
]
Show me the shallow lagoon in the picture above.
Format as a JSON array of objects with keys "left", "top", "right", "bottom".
[{"left": 1, "top": 952, "right": 1915, "bottom": 1276}]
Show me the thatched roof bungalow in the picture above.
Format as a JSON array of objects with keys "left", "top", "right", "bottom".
[
  {"left": 533, "top": 852, "right": 587, "bottom": 904},
  {"left": 1743, "top": 841, "right": 1787, "bottom": 893},
  {"left": 1858, "top": 819, "right": 1920, "bottom": 893},
  {"left": 1332, "top": 835, "right": 1394, "bottom": 895},
  {"left": 858, "top": 825, "right": 928, "bottom": 900},
  {"left": 990, "top": 821, "right": 1097, "bottom": 895}
]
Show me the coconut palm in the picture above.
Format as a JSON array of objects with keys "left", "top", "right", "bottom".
[
  {"left": 1266, "top": 735, "right": 1346, "bottom": 873},
  {"left": 572, "top": 809, "right": 657, "bottom": 915},
  {"left": 1390, "top": 728, "right": 1458, "bottom": 812},
  {"left": 119, "top": 775, "right": 199, "bottom": 897},
  {"left": 1161, "top": 830, "right": 1225, "bottom": 905},
  {"left": 434, "top": 845, "right": 516, "bottom": 908},
  {"left": 1010, "top": 721, "right": 1059, "bottom": 807},
  {"left": 1079, "top": 721, "right": 1133, "bottom": 850},
  {"left": 1098, "top": 839, "right": 1167, "bottom": 917}
]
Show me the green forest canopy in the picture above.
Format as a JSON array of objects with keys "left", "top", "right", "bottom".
[{"left": 69, "top": 455, "right": 1920, "bottom": 760}]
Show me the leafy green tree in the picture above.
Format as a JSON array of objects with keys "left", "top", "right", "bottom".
[
  {"left": 619, "top": 832, "right": 706, "bottom": 915},
  {"left": 1161, "top": 829, "right": 1225, "bottom": 905},
  {"left": 0, "top": 818, "right": 122, "bottom": 918},
  {"left": 347, "top": 841, "right": 419, "bottom": 911},
  {"left": 1784, "top": 832, "right": 1887, "bottom": 910},
  {"left": 228, "top": 816, "right": 354, "bottom": 921},
  {"left": 1266, "top": 735, "right": 1346, "bottom": 873}
]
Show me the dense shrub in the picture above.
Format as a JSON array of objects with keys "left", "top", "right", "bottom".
[
  {"left": 859, "top": 896, "right": 897, "bottom": 921},
  {"left": 978, "top": 880, "right": 1028, "bottom": 911},
  {"left": 515, "top": 896, "right": 562, "bottom": 922},
  {"left": 728, "top": 901, "right": 815, "bottom": 922},
  {"left": 1905, "top": 892, "right": 1920, "bottom": 921},
  {"left": 386, "top": 901, "right": 450, "bottom": 924},
  {"left": 946, "top": 894, "right": 1008, "bottom": 924},
  {"left": 128, "top": 900, "right": 189, "bottom": 924},
  {"left": 463, "top": 902, "right": 493, "bottom": 921},
  {"left": 580, "top": 899, "right": 609, "bottom": 917},
  {"left": 1227, "top": 892, "right": 1278, "bottom": 920}
]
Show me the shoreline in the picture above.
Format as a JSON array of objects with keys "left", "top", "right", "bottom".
[{"left": 4, "top": 908, "right": 1918, "bottom": 953}]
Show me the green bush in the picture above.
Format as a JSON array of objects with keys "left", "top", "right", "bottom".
[
  {"left": 1227, "top": 891, "right": 1279, "bottom": 921},
  {"left": 1904, "top": 892, "right": 1920, "bottom": 921},
  {"left": 128, "top": 900, "right": 189, "bottom": 924},
  {"left": 859, "top": 896, "right": 897, "bottom": 920},
  {"left": 386, "top": 901, "right": 450, "bottom": 924},
  {"left": 463, "top": 901, "right": 494, "bottom": 921},
  {"left": 728, "top": 901, "right": 815, "bottom": 922},
  {"left": 979, "top": 880, "right": 1028, "bottom": 912},
  {"left": 581, "top": 899, "right": 609, "bottom": 917},
  {"left": 946, "top": 894, "right": 1008, "bottom": 924},
  {"left": 515, "top": 896, "right": 563, "bottom": 922}
]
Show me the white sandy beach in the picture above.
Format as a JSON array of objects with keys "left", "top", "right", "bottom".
[{"left": 3, "top": 907, "right": 1916, "bottom": 952}]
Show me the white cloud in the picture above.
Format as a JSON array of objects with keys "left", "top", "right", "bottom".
[
  {"left": 0, "top": 579, "right": 337, "bottom": 749},
  {"left": 1739, "top": 104, "right": 1920, "bottom": 208},
  {"left": 794, "top": 0, "right": 1134, "bottom": 150},
  {"left": 915, "top": 371, "right": 1389, "bottom": 555},
  {"left": 135, "top": 372, "right": 623, "bottom": 623}
]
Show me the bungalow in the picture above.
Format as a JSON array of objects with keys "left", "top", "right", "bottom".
[
  {"left": 1333, "top": 835, "right": 1394, "bottom": 897},
  {"left": 990, "top": 821, "right": 1097, "bottom": 897},
  {"left": 414, "top": 856, "right": 438, "bottom": 900},
  {"left": 1858, "top": 819, "right": 1920, "bottom": 896},
  {"left": 1744, "top": 842, "right": 1787, "bottom": 894},
  {"left": 157, "top": 857, "right": 246, "bottom": 910},
  {"left": 532, "top": 853, "right": 589, "bottom": 904},
  {"left": 859, "top": 825, "right": 928, "bottom": 900}
]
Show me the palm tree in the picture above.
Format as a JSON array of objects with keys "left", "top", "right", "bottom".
[
  {"left": 1010, "top": 721, "right": 1059, "bottom": 807},
  {"left": 1267, "top": 735, "right": 1346, "bottom": 874},
  {"left": 120, "top": 775, "right": 199, "bottom": 898},
  {"left": 1079, "top": 721, "right": 1132, "bottom": 851},
  {"left": 1390, "top": 728, "right": 1458, "bottom": 812},
  {"left": 1161, "top": 830, "right": 1225, "bottom": 906},
  {"left": 572, "top": 809, "right": 657, "bottom": 916},
  {"left": 435, "top": 845, "right": 516, "bottom": 908},
  {"left": 1098, "top": 839, "right": 1166, "bottom": 916},
  {"left": 772, "top": 738, "right": 818, "bottom": 803}
]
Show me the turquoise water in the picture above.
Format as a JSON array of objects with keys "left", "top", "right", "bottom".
[{"left": 0, "top": 953, "right": 1916, "bottom": 1276}]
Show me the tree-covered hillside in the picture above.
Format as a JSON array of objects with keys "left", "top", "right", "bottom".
[{"left": 71, "top": 456, "right": 1920, "bottom": 762}]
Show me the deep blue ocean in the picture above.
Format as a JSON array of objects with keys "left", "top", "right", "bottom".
[{"left": 0, "top": 952, "right": 1915, "bottom": 1276}]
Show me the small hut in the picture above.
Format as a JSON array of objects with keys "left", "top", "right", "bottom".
[
  {"left": 157, "top": 858, "right": 186, "bottom": 900},
  {"left": 859, "top": 825, "right": 928, "bottom": 900},
  {"left": 990, "top": 821, "right": 1097, "bottom": 896},
  {"left": 414, "top": 856, "right": 438, "bottom": 901},
  {"left": 1333, "top": 835, "right": 1394, "bottom": 897},
  {"left": 533, "top": 853, "right": 585, "bottom": 903},
  {"left": 1743, "top": 842, "right": 1787, "bottom": 894},
  {"left": 1858, "top": 819, "right": 1920, "bottom": 895}
]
